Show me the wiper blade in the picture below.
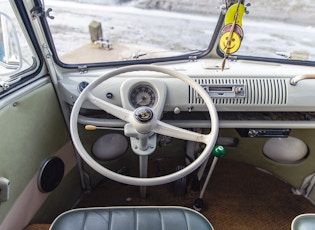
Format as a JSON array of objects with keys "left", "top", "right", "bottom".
[
  {"left": 275, "top": 51, "right": 291, "bottom": 59},
  {"left": 127, "top": 49, "right": 202, "bottom": 60},
  {"left": 275, "top": 51, "right": 309, "bottom": 60}
]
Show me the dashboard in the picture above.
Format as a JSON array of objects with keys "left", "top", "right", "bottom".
[{"left": 58, "top": 60, "right": 315, "bottom": 131}]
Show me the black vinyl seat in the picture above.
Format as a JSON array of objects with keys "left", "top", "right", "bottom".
[
  {"left": 291, "top": 214, "right": 315, "bottom": 230},
  {"left": 50, "top": 206, "right": 214, "bottom": 230}
]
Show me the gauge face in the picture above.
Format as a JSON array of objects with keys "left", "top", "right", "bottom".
[{"left": 129, "top": 84, "right": 157, "bottom": 108}]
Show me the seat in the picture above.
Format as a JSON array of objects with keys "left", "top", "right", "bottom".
[
  {"left": 50, "top": 206, "right": 214, "bottom": 230},
  {"left": 291, "top": 213, "right": 315, "bottom": 230}
]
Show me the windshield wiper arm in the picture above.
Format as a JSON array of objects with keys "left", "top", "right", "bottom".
[
  {"left": 275, "top": 51, "right": 309, "bottom": 60},
  {"left": 275, "top": 51, "right": 291, "bottom": 59},
  {"left": 129, "top": 49, "right": 202, "bottom": 60}
]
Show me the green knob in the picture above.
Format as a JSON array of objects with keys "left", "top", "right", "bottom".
[{"left": 212, "top": 145, "right": 226, "bottom": 157}]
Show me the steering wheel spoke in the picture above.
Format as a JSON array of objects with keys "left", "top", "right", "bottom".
[
  {"left": 87, "top": 92, "right": 133, "bottom": 122},
  {"left": 154, "top": 120, "right": 210, "bottom": 144}
]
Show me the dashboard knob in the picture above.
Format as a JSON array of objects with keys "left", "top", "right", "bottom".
[
  {"left": 106, "top": 92, "right": 113, "bottom": 99},
  {"left": 174, "top": 107, "right": 181, "bottom": 114}
]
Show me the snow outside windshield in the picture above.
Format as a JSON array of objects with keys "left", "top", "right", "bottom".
[{"left": 45, "top": 0, "right": 315, "bottom": 64}]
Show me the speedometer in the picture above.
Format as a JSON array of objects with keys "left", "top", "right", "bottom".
[{"left": 129, "top": 84, "right": 157, "bottom": 108}]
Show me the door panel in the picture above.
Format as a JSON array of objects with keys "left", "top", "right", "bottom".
[{"left": 0, "top": 80, "right": 81, "bottom": 229}]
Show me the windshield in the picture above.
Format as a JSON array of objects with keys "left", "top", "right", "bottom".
[
  {"left": 237, "top": 1, "right": 315, "bottom": 61},
  {"left": 45, "top": 0, "right": 219, "bottom": 64},
  {"left": 44, "top": 0, "right": 315, "bottom": 65}
]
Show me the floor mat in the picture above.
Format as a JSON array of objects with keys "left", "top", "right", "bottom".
[
  {"left": 77, "top": 158, "right": 315, "bottom": 230},
  {"left": 24, "top": 224, "right": 50, "bottom": 230}
]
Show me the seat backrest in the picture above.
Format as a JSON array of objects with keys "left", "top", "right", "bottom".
[
  {"left": 291, "top": 213, "right": 315, "bottom": 230},
  {"left": 50, "top": 206, "right": 214, "bottom": 230}
]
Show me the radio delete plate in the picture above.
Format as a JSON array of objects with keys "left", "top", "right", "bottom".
[{"left": 201, "top": 84, "right": 247, "bottom": 98}]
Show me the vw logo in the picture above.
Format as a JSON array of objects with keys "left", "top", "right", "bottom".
[{"left": 134, "top": 107, "right": 153, "bottom": 122}]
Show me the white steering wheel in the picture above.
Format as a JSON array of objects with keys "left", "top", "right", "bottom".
[{"left": 70, "top": 65, "right": 219, "bottom": 186}]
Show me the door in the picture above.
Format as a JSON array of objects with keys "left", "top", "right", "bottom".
[{"left": 0, "top": 1, "right": 81, "bottom": 229}]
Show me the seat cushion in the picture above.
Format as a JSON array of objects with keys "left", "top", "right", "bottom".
[
  {"left": 292, "top": 213, "right": 315, "bottom": 230},
  {"left": 50, "top": 206, "right": 213, "bottom": 230}
]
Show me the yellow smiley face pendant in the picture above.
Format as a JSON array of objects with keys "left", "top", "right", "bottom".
[{"left": 219, "top": 31, "right": 241, "bottom": 54}]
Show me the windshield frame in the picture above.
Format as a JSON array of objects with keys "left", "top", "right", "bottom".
[
  {"left": 37, "top": 0, "right": 315, "bottom": 69},
  {"left": 38, "top": 1, "right": 225, "bottom": 69}
]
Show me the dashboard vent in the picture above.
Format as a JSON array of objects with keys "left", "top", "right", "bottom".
[{"left": 189, "top": 78, "right": 287, "bottom": 105}]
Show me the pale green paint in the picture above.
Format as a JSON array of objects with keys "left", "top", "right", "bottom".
[{"left": 0, "top": 83, "right": 76, "bottom": 224}]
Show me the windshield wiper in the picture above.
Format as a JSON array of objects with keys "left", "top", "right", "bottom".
[
  {"left": 126, "top": 49, "right": 203, "bottom": 60},
  {"left": 275, "top": 51, "right": 309, "bottom": 60}
]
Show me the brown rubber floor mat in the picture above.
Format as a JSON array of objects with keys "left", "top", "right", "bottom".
[
  {"left": 24, "top": 224, "right": 50, "bottom": 230},
  {"left": 77, "top": 158, "right": 315, "bottom": 230}
]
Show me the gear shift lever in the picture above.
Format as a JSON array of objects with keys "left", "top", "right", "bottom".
[{"left": 193, "top": 145, "right": 226, "bottom": 211}]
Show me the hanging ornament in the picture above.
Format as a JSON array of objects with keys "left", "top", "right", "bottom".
[{"left": 219, "top": 1, "right": 246, "bottom": 70}]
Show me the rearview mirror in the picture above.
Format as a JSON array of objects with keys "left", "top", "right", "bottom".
[{"left": 0, "top": 12, "right": 22, "bottom": 76}]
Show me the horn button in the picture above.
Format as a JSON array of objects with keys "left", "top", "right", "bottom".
[
  {"left": 132, "top": 106, "right": 157, "bottom": 134},
  {"left": 134, "top": 107, "right": 154, "bottom": 123}
]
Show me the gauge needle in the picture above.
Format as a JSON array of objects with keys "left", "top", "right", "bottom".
[{"left": 138, "top": 96, "right": 147, "bottom": 104}]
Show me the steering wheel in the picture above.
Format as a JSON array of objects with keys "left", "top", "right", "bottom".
[{"left": 70, "top": 65, "right": 219, "bottom": 186}]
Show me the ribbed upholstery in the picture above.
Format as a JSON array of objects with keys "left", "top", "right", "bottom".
[
  {"left": 50, "top": 206, "right": 213, "bottom": 230},
  {"left": 291, "top": 214, "right": 315, "bottom": 230}
]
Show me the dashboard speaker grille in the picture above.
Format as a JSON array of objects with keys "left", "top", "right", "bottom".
[{"left": 190, "top": 78, "right": 287, "bottom": 105}]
